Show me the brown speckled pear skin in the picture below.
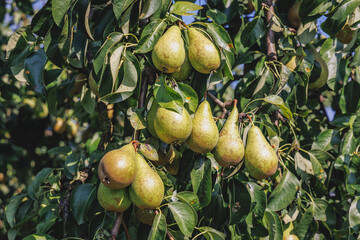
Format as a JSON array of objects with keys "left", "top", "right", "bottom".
[
  {"left": 170, "top": 50, "right": 193, "bottom": 81},
  {"left": 97, "top": 183, "right": 132, "bottom": 212},
  {"left": 129, "top": 153, "right": 164, "bottom": 209},
  {"left": 188, "top": 28, "right": 220, "bottom": 74},
  {"left": 186, "top": 100, "right": 219, "bottom": 154},
  {"left": 151, "top": 26, "right": 185, "bottom": 73},
  {"left": 244, "top": 126, "right": 278, "bottom": 180},
  {"left": 146, "top": 100, "right": 159, "bottom": 138},
  {"left": 98, "top": 144, "right": 136, "bottom": 189},
  {"left": 154, "top": 107, "right": 192, "bottom": 144},
  {"left": 214, "top": 103, "right": 244, "bottom": 167}
]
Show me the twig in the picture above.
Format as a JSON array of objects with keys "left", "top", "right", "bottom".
[
  {"left": 207, "top": 92, "right": 234, "bottom": 119},
  {"left": 134, "top": 65, "right": 155, "bottom": 140},
  {"left": 167, "top": 231, "right": 175, "bottom": 240},
  {"left": 110, "top": 212, "right": 124, "bottom": 240},
  {"left": 265, "top": 0, "right": 277, "bottom": 61},
  {"left": 122, "top": 221, "right": 130, "bottom": 240}
]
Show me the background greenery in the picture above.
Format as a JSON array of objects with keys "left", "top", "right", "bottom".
[{"left": 1, "top": 0, "right": 360, "bottom": 239}]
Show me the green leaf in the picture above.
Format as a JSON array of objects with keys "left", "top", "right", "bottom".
[
  {"left": 263, "top": 95, "right": 293, "bottom": 120},
  {"left": 176, "top": 83, "right": 198, "bottom": 113},
  {"left": 23, "top": 233, "right": 56, "bottom": 240},
  {"left": 349, "top": 196, "right": 360, "bottom": 231},
  {"left": 153, "top": 76, "right": 183, "bottom": 113},
  {"left": 5, "top": 194, "right": 27, "bottom": 228},
  {"left": 175, "top": 191, "right": 200, "bottom": 211},
  {"left": 267, "top": 170, "right": 300, "bottom": 211},
  {"left": 28, "top": 168, "right": 53, "bottom": 200},
  {"left": 227, "top": 179, "right": 251, "bottom": 225},
  {"left": 127, "top": 107, "right": 147, "bottom": 131},
  {"left": 70, "top": 183, "right": 96, "bottom": 225},
  {"left": 340, "top": 129, "right": 359, "bottom": 155},
  {"left": 135, "top": 19, "right": 167, "bottom": 53},
  {"left": 24, "top": 49, "right": 47, "bottom": 96},
  {"left": 313, "top": 198, "right": 329, "bottom": 222},
  {"left": 168, "top": 201, "right": 196, "bottom": 237},
  {"left": 64, "top": 153, "right": 80, "bottom": 180},
  {"left": 48, "top": 146, "right": 72, "bottom": 154},
  {"left": 139, "top": 143, "right": 159, "bottom": 161},
  {"left": 140, "top": 0, "right": 162, "bottom": 19},
  {"left": 206, "top": 22, "right": 234, "bottom": 53},
  {"left": 197, "top": 226, "right": 226, "bottom": 240},
  {"left": 81, "top": 88, "right": 96, "bottom": 114},
  {"left": 330, "top": 0, "right": 360, "bottom": 20},
  {"left": 170, "top": 1, "right": 202, "bottom": 15},
  {"left": 311, "top": 129, "right": 339, "bottom": 152},
  {"left": 190, "top": 157, "right": 212, "bottom": 208},
  {"left": 248, "top": 182, "right": 266, "bottom": 218},
  {"left": 148, "top": 212, "right": 167, "bottom": 240},
  {"left": 298, "top": 0, "right": 330, "bottom": 24},
  {"left": 52, "top": 0, "right": 71, "bottom": 26},
  {"left": 240, "top": 16, "right": 266, "bottom": 48},
  {"left": 264, "top": 210, "right": 283, "bottom": 240},
  {"left": 295, "top": 205, "right": 314, "bottom": 240},
  {"left": 113, "top": 0, "right": 136, "bottom": 21},
  {"left": 93, "top": 32, "right": 124, "bottom": 75}
]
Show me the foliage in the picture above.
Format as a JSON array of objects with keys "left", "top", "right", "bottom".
[{"left": 2, "top": 0, "right": 360, "bottom": 239}]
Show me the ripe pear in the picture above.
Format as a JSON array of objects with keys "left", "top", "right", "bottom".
[
  {"left": 214, "top": 102, "right": 245, "bottom": 167},
  {"left": 129, "top": 153, "right": 164, "bottom": 209},
  {"left": 147, "top": 100, "right": 160, "bottom": 138},
  {"left": 244, "top": 126, "right": 278, "bottom": 180},
  {"left": 186, "top": 100, "right": 219, "bottom": 154},
  {"left": 170, "top": 50, "right": 193, "bottom": 81},
  {"left": 151, "top": 26, "right": 185, "bottom": 73},
  {"left": 288, "top": 1, "right": 301, "bottom": 29},
  {"left": 98, "top": 144, "right": 136, "bottom": 189},
  {"left": 283, "top": 235, "right": 299, "bottom": 240},
  {"left": 154, "top": 106, "right": 192, "bottom": 144},
  {"left": 188, "top": 28, "right": 221, "bottom": 74},
  {"left": 97, "top": 183, "right": 132, "bottom": 212},
  {"left": 307, "top": 44, "right": 328, "bottom": 89},
  {"left": 135, "top": 207, "right": 156, "bottom": 225},
  {"left": 54, "top": 117, "right": 66, "bottom": 134}
]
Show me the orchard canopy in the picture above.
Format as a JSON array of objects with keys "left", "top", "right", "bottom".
[{"left": 1, "top": 0, "right": 360, "bottom": 239}]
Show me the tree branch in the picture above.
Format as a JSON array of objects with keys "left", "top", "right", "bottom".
[
  {"left": 265, "top": 0, "right": 277, "bottom": 61},
  {"left": 207, "top": 92, "right": 234, "bottom": 119},
  {"left": 111, "top": 212, "right": 124, "bottom": 240}
]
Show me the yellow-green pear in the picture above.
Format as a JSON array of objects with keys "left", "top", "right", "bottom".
[
  {"left": 154, "top": 107, "right": 192, "bottom": 144},
  {"left": 307, "top": 44, "right": 328, "bottom": 89},
  {"left": 98, "top": 144, "right": 136, "bottom": 189},
  {"left": 188, "top": 28, "right": 221, "bottom": 74},
  {"left": 170, "top": 50, "right": 193, "bottom": 81},
  {"left": 147, "top": 100, "right": 159, "bottom": 138},
  {"left": 214, "top": 101, "right": 245, "bottom": 167},
  {"left": 288, "top": 1, "right": 301, "bottom": 29},
  {"left": 135, "top": 207, "right": 156, "bottom": 225},
  {"left": 244, "top": 126, "right": 278, "bottom": 180},
  {"left": 186, "top": 100, "right": 219, "bottom": 153},
  {"left": 97, "top": 183, "right": 132, "bottom": 212},
  {"left": 129, "top": 153, "right": 164, "bottom": 209},
  {"left": 151, "top": 26, "right": 185, "bottom": 73}
]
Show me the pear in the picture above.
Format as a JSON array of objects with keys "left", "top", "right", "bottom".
[
  {"left": 307, "top": 44, "right": 328, "bottom": 89},
  {"left": 283, "top": 236, "right": 299, "bottom": 240},
  {"left": 154, "top": 107, "right": 192, "bottom": 144},
  {"left": 151, "top": 26, "right": 185, "bottom": 73},
  {"left": 244, "top": 126, "right": 278, "bottom": 180},
  {"left": 283, "top": 222, "right": 298, "bottom": 240},
  {"left": 147, "top": 100, "right": 160, "bottom": 138},
  {"left": 170, "top": 50, "right": 193, "bottom": 81},
  {"left": 129, "top": 153, "right": 165, "bottom": 209},
  {"left": 188, "top": 28, "right": 221, "bottom": 74},
  {"left": 98, "top": 144, "right": 136, "bottom": 189},
  {"left": 186, "top": 100, "right": 219, "bottom": 153},
  {"left": 97, "top": 183, "right": 132, "bottom": 212},
  {"left": 214, "top": 102, "right": 245, "bottom": 167},
  {"left": 135, "top": 207, "right": 156, "bottom": 225},
  {"left": 288, "top": 1, "right": 301, "bottom": 29}
]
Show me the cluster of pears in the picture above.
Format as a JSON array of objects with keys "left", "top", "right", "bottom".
[
  {"left": 147, "top": 98, "right": 278, "bottom": 179},
  {"left": 151, "top": 25, "right": 221, "bottom": 81},
  {"left": 97, "top": 143, "right": 164, "bottom": 213}
]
